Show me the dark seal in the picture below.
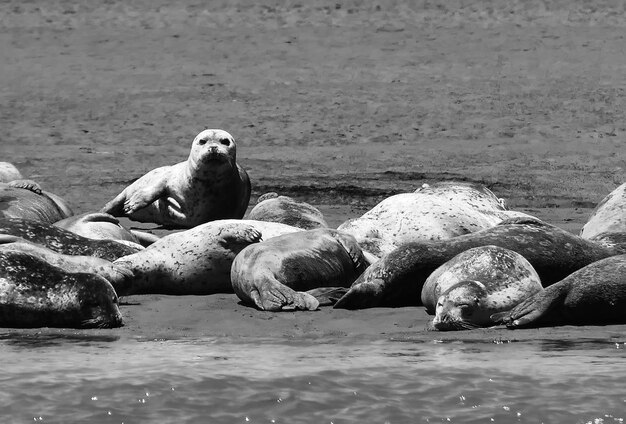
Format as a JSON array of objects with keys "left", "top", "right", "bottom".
[
  {"left": 0, "top": 182, "right": 73, "bottom": 224},
  {"left": 492, "top": 254, "right": 626, "bottom": 328},
  {"left": 0, "top": 250, "right": 123, "bottom": 329},
  {"left": 334, "top": 218, "right": 619, "bottom": 310},
  {"left": 0, "top": 218, "right": 141, "bottom": 261}
]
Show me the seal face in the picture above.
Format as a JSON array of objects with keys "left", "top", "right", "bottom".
[
  {"left": 334, "top": 218, "right": 618, "bottom": 310},
  {"left": 580, "top": 182, "right": 626, "bottom": 240},
  {"left": 247, "top": 192, "right": 329, "bottom": 230},
  {"left": 423, "top": 246, "right": 543, "bottom": 330},
  {"left": 336, "top": 181, "right": 533, "bottom": 257},
  {"left": 0, "top": 182, "right": 73, "bottom": 224},
  {"left": 492, "top": 254, "right": 626, "bottom": 328},
  {"left": 230, "top": 228, "right": 368, "bottom": 311},
  {"left": 113, "top": 219, "right": 303, "bottom": 295},
  {"left": 0, "top": 218, "right": 141, "bottom": 261},
  {"left": 100, "top": 129, "right": 251, "bottom": 229},
  {"left": 0, "top": 250, "right": 123, "bottom": 329}
]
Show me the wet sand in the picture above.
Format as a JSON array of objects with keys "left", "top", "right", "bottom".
[{"left": 1, "top": 0, "right": 625, "bottom": 341}]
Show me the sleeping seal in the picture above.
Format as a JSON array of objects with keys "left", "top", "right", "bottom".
[
  {"left": 53, "top": 212, "right": 156, "bottom": 247},
  {"left": 580, "top": 182, "right": 626, "bottom": 249},
  {"left": 425, "top": 246, "right": 542, "bottom": 330},
  {"left": 492, "top": 254, "right": 626, "bottom": 328},
  {"left": 336, "top": 181, "right": 534, "bottom": 257},
  {"left": 0, "top": 162, "right": 23, "bottom": 182},
  {"left": 0, "top": 182, "right": 73, "bottom": 224},
  {"left": 0, "top": 250, "right": 123, "bottom": 328},
  {"left": 230, "top": 228, "right": 368, "bottom": 311},
  {"left": 247, "top": 192, "right": 329, "bottom": 230},
  {"left": 100, "top": 129, "right": 251, "bottom": 228},
  {"left": 0, "top": 218, "right": 141, "bottom": 261},
  {"left": 113, "top": 219, "right": 303, "bottom": 295},
  {"left": 334, "top": 217, "right": 618, "bottom": 310}
]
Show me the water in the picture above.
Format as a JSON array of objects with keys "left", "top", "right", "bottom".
[{"left": 2, "top": 331, "right": 625, "bottom": 423}]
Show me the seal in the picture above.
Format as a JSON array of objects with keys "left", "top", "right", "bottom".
[
  {"left": 100, "top": 129, "right": 251, "bottom": 228},
  {"left": 54, "top": 212, "right": 155, "bottom": 247},
  {"left": 0, "top": 250, "right": 123, "bottom": 328},
  {"left": 0, "top": 182, "right": 73, "bottom": 224},
  {"left": 334, "top": 217, "right": 618, "bottom": 310},
  {"left": 580, "top": 182, "right": 626, "bottom": 240},
  {"left": 247, "top": 192, "right": 329, "bottom": 230},
  {"left": 492, "top": 254, "right": 626, "bottom": 328},
  {"left": 230, "top": 228, "right": 368, "bottom": 311},
  {"left": 423, "top": 245, "right": 543, "bottom": 315},
  {"left": 0, "top": 162, "right": 23, "bottom": 183},
  {"left": 0, "top": 235, "right": 133, "bottom": 294},
  {"left": 0, "top": 218, "right": 141, "bottom": 261},
  {"left": 423, "top": 246, "right": 543, "bottom": 330},
  {"left": 112, "top": 219, "right": 303, "bottom": 295},
  {"left": 336, "top": 181, "right": 534, "bottom": 257}
]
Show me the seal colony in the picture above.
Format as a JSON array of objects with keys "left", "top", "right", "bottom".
[{"left": 1, "top": 147, "right": 626, "bottom": 330}]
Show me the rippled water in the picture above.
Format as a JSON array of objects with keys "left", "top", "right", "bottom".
[{"left": 1, "top": 332, "right": 625, "bottom": 424}]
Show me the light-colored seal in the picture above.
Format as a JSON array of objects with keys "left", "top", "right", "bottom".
[
  {"left": 100, "top": 129, "right": 251, "bottom": 228},
  {"left": 247, "top": 192, "right": 329, "bottom": 230},
  {"left": 113, "top": 219, "right": 303, "bottom": 295},
  {"left": 53, "top": 212, "right": 156, "bottom": 248},
  {"left": 492, "top": 254, "right": 626, "bottom": 328},
  {"left": 0, "top": 162, "right": 23, "bottom": 183},
  {"left": 336, "top": 181, "right": 534, "bottom": 257},
  {"left": 231, "top": 228, "right": 368, "bottom": 311},
  {"left": 0, "top": 235, "right": 133, "bottom": 294},
  {"left": 334, "top": 217, "right": 618, "bottom": 310},
  {"left": 580, "top": 182, "right": 626, "bottom": 240},
  {"left": 423, "top": 246, "right": 543, "bottom": 330},
  {"left": 0, "top": 250, "right": 123, "bottom": 328},
  {"left": 0, "top": 182, "right": 73, "bottom": 224},
  {"left": 0, "top": 218, "right": 141, "bottom": 261}
]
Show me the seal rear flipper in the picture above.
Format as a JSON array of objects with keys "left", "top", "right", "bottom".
[
  {"left": 306, "top": 287, "right": 350, "bottom": 306},
  {"left": 497, "top": 216, "right": 547, "bottom": 227},
  {"left": 251, "top": 285, "right": 319, "bottom": 311},
  {"left": 129, "top": 229, "right": 160, "bottom": 247},
  {"left": 7, "top": 179, "right": 42, "bottom": 194}
]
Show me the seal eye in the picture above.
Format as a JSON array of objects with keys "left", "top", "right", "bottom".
[
  {"left": 219, "top": 138, "right": 230, "bottom": 146},
  {"left": 198, "top": 139, "right": 207, "bottom": 145}
]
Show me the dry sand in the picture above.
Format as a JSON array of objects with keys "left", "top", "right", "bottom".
[{"left": 1, "top": 0, "right": 625, "bottom": 341}]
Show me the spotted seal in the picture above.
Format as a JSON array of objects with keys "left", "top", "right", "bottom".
[
  {"left": 424, "top": 246, "right": 543, "bottom": 330},
  {"left": 492, "top": 254, "right": 626, "bottom": 328},
  {"left": 112, "top": 219, "right": 303, "bottom": 295},
  {"left": 0, "top": 218, "right": 141, "bottom": 261},
  {"left": 580, "top": 182, "right": 626, "bottom": 242},
  {"left": 334, "top": 217, "right": 618, "bottom": 309},
  {"left": 230, "top": 228, "right": 368, "bottom": 311},
  {"left": 246, "top": 192, "right": 329, "bottom": 230},
  {"left": 0, "top": 182, "right": 73, "bottom": 224},
  {"left": 336, "top": 181, "right": 534, "bottom": 257},
  {"left": 100, "top": 129, "right": 251, "bottom": 228},
  {"left": 0, "top": 250, "right": 123, "bottom": 328}
]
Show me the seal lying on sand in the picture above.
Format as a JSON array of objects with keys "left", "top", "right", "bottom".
[
  {"left": 101, "top": 129, "right": 251, "bottom": 228},
  {"left": 247, "top": 192, "right": 329, "bottom": 230},
  {"left": 580, "top": 182, "right": 626, "bottom": 243},
  {"left": 492, "top": 254, "right": 626, "bottom": 328},
  {"left": 0, "top": 182, "right": 73, "bottom": 224},
  {"left": 231, "top": 228, "right": 368, "bottom": 311},
  {"left": 0, "top": 235, "right": 133, "bottom": 294},
  {"left": 334, "top": 217, "right": 618, "bottom": 309},
  {"left": 54, "top": 212, "right": 158, "bottom": 247},
  {"left": 113, "top": 220, "right": 303, "bottom": 295},
  {"left": 336, "top": 181, "right": 533, "bottom": 257},
  {"left": 0, "top": 250, "right": 123, "bottom": 329},
  {"left": 424, "top": 246, "right": 543, "bottom": 330},
  {"left": 0, "top": 162, "right": 23, "bottom": 183},
  {"left": 0, "top": 218, "right": 141, "bottom": 261}
]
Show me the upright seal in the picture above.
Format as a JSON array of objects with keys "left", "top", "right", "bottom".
[{"left": 101, "top": 129, "right": 251, "bottom": 228}]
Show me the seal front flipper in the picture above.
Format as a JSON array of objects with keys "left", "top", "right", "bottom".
[
  {"left": 490, "top": 285, "right": 565, "bottom": 328},
  {"left": 7, "top": 179, "right": 42, "bottom": 194},
  {"left": 250, "top": 284, "right": 319, "bottom": 311}
]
